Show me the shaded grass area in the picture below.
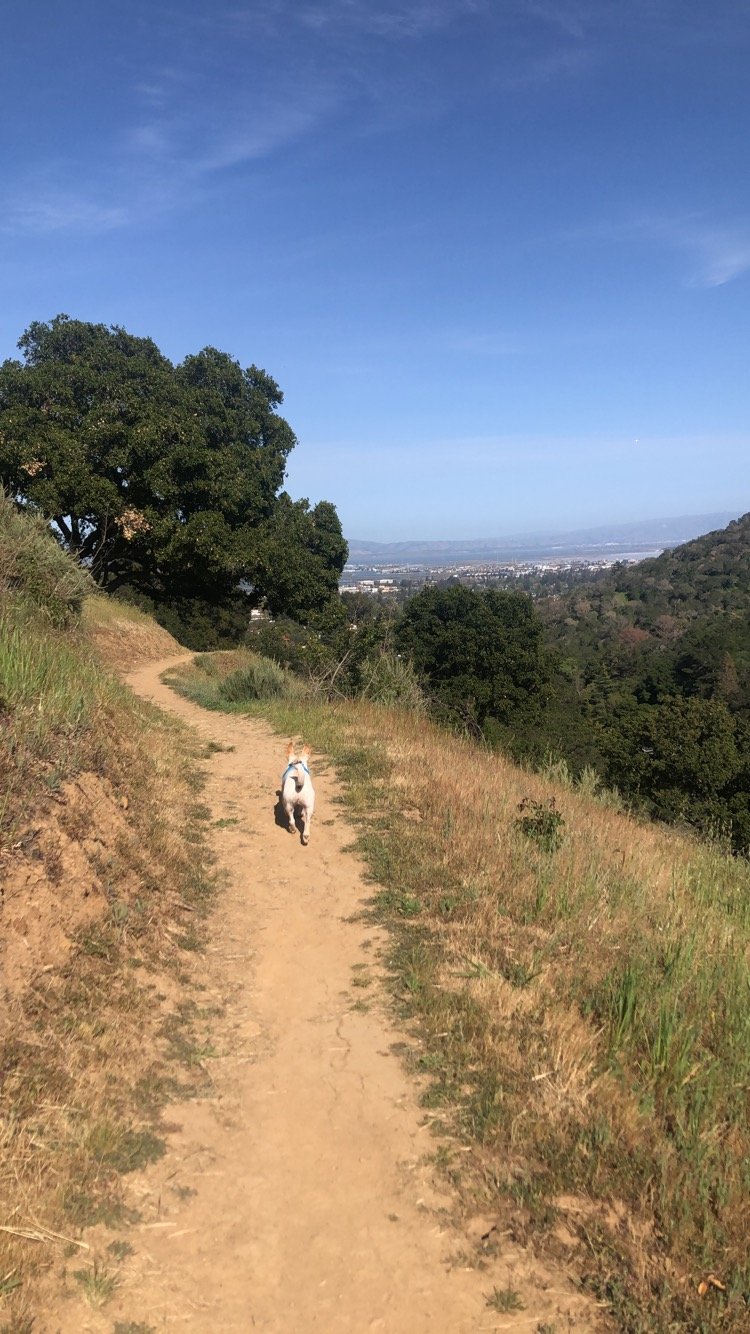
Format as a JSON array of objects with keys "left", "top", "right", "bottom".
[
  {"left": 1, "top": 585, "right": 215, "bottom": 1322},
  {"left": 167, "top": 651, "right": 750, "bottom": 1331}
]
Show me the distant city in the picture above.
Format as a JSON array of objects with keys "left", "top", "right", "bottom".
[
  {"left": 340, "top": 552, "right": 659, "bottom": 597},
  {"left": 340, "top": 510, "right": 740, "bottom": 597}
]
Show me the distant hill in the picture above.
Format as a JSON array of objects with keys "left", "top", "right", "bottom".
[
  {"left": 539, "top": 512, "right": 750, "bottom": 852},
  {"left": 347, "top": 512, "right": 740, "bottom": 566},
  {"left": 548, "top": 511, "right": 750, "bottom": 632}
]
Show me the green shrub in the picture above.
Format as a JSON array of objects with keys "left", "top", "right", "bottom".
[
  {"left": 357, "top": 650, "right": 425, "bottom": 711},
  {"left": 245, "top": 616, "right": 334, "bottom": 677},
  {"left": 218, "top": 656, "right": 291, "bottom": 704},
  {"left": 515, "top": 796, "right": 565, "bottom": 852}
]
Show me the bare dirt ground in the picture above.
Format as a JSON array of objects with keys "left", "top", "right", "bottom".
[{"left": 47, "top": 654, "right": 600, "bottom": 1333}]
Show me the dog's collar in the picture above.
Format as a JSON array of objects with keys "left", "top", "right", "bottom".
[{"left": 282, "top": 762, "right": 309, "bottom": 782}]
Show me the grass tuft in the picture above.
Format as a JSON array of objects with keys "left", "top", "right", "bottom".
[
  {"left": 485, "top": 1284, "right": 525, "bottom": 1312},
  {"left": 73, "top": 1260, "right": 119, "bottom": 1308}
]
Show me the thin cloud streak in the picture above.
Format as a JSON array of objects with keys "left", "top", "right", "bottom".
[
  {"left": 627, "top": 213, "right": 750, "bottom": 287},
  {"left": 222, "top": 0, "right": 487, "bottom": 40},
  {"left": 6, "top": 2, "right": 745, "bottom": 245},
  {"left": 680, "top": 225, "right": 750, "bottom": 288},
  {"left": 3, "top": 76, "right": 340, "bottom": 237},
  {"left": 561, "top": 211, "right": 750, "bottom": 288}
]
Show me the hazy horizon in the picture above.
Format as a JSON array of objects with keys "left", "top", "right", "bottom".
[{"left": 345, "top": 507, "right": 744, "bottom": 548}]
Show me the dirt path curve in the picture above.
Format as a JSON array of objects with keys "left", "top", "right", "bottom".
[{"left": 54, "top": 654, "right": 597, "bottom": 1334}]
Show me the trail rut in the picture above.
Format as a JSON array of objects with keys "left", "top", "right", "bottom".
[{"left": 48, "top": 654, "right": 598, "bottom": 1333}]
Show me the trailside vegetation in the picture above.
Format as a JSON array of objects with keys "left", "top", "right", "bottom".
[{"left": 0, "top": 315, "right": 347, "bottom": 641}]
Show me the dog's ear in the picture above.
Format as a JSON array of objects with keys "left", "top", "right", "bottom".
[
  {"left": 300, "top": 745, "right": 311, "bottom": 763},
  {"left": 286, "top": 739, "right": 295, "bottom": 760}
]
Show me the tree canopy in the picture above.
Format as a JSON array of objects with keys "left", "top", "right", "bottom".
[
  {"left": 533, "top": 513, "right": 750, "bottom": 850},
  {"left": 0, "top": 315, "right": 347, "bottom": 622},
  {"left": 396, "top": 584, "right": 549, "bottom": 728}
]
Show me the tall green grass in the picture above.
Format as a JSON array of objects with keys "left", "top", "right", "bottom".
[{"left": 0, "top": 603, "right": 132, "bottom": 842}]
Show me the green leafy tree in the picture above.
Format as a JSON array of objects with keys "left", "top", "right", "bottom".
[
  {"left": 0, "top": 316, "right": 346, "bottom": 622},
  {"left": 250, "top": 495, "right": 348, "bottom": 620},
  {"left": 603, "top": 696, "right": 749, "bottom": 845},
  {"left": 396, "top": 585, "right": 549, "bottom": 728}
]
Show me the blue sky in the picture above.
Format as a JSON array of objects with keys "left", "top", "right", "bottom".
[{"left": 2, "top": 0, "right": 748, "bottom": 540}]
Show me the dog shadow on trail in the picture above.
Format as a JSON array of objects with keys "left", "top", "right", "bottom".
[{"left": 273, "top": 789, "right": 305, "bottom": 842}]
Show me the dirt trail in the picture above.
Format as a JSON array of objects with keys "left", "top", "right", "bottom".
[{"left": 50, "top": 655, "right": 598, "bottom": 1333}]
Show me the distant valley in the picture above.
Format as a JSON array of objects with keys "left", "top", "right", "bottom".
[{"left": 347, "top": 511, "right": 739, "bottom": 567}]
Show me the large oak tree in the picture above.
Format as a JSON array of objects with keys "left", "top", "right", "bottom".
[{"left": 0, "top": 316, "right": 346, "bottom": 620}]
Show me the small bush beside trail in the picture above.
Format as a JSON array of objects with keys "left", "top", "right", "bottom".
[
  {"left": 165, "top": 648, "right": 306, "bottom": 712},
  {"left": 219, "top": 657, "right": 290, "bottom": 703}
]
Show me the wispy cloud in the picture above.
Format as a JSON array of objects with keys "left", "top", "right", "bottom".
[
  {"left": 562, "top": 211, "right": 750, "bottom": 288},
  {"left": 221, "top": 0, "right": 487, "bottom": 40},
  {"left": 297, "top": 0, "right": 485, "bottom": 38},
  {"left": 664, "top": 219, "right": 750, "bottom": 288},
  {"left": 3, "top": 173, "right": 130, "bottom": 236},
  {"left": 3, "top": 65, "right": 340, "bottom": 237}
]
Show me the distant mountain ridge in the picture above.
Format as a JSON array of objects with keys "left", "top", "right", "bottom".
[
  {"left": 347, "top": 512, "right": 740, "bottom": 565},
  {"left": 563, "top": 510, "right": 750, "bottom": 625}
]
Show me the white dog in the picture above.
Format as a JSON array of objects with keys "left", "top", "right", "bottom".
[{"left": 281, "top": 741, "right": 315, "bottom": 845}]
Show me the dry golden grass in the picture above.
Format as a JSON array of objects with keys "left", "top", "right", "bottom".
[
  {"left": 0, "top": 595, "right": 215, "bottom": 1326},
  {"left": 81, "top": 595, "right": 181, "bottom": 670},
  {"left": 168, "top": 653, "right": 750, "bottom": 1330}
]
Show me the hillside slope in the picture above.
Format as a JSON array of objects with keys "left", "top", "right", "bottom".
[
  {"left": 552, "top": 511, "right": 750, "bottom": 630},
  {"left": 5, "top": 498, "right": 750, "bottom": 1329},
  {"left": 0, "top": 500, "right": 212, "bottom": 1327},
  {"left": 539, "top": 513, "right": 750, "bottom": 848}
]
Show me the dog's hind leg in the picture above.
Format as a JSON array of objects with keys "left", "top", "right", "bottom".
[
  {"left": 301, "top": 807, "right": 312, "bottom": 845},
  {"left": 282, "top": 798, "right": 296, "bottom": 834}
]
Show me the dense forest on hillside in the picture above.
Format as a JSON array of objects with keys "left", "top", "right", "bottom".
[{"left": 534, "top": 515, "right": 750, "bottom": 849}]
